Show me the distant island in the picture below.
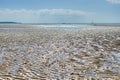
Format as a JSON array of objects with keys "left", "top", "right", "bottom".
[
  {"left": 0, "top": 22, "right": 120, "bottom": 27},
  {"left": 0, "top": 22, "right": 21, "bottom": 24}
]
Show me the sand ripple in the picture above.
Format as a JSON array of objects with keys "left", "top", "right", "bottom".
[{"left": 0, "top": 28, "right": 120, "bottom": 80}]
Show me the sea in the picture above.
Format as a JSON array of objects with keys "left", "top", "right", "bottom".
[{"left": 0, "top": 23, "right": 120, "bottom": 30}]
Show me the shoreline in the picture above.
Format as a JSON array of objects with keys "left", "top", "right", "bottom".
[{"left": 0, "top": 23, "right": 120, "bottom": 28}]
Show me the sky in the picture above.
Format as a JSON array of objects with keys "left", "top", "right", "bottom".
[{"left": 0, "top": 0, "right": 120, "bottom": 23}]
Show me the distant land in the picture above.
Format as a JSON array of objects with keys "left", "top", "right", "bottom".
[
  {"left": 0, "top": 22, "right": 21, "bottom": 24},
  {"left": 0, "top": 22, "right": 120, "bottom": 26}
]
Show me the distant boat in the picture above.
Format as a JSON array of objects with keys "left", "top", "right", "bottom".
[{"left": 91, "top": 21, "right": 96, "bottom": 26}]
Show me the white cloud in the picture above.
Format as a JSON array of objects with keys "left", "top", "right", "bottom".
[
  {"left": 106, "top": 0, "right": 120, "bottom": 4},
  {"left": 0, "top": 9, "right": 91, "bottom": 23}
]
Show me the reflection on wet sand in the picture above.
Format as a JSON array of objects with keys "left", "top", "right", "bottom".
[{"left": 0, "top": 27, "right": 120, "bottom": 80}]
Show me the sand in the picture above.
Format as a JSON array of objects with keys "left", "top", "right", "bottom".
[{"left": 0, "top": 25, "right": 120, "bottom": 80}]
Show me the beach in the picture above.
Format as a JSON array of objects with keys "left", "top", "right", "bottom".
[{"left": 0, "top": 24, "right": 120, "bottom": 80}]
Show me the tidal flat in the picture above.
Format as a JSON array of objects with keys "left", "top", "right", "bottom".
[{"left": 0, "top": 24, "right": 120, "bottom": 80}]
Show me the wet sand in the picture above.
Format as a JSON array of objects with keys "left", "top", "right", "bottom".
[{"left": 0, "top": 24, "right": 120, "bottom": 80}]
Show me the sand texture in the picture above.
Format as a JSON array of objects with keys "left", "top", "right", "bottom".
[{"left": 0, "top": 26, "right": 120, "bottom": 80}]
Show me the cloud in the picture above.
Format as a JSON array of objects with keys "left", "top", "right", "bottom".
[
  {"left": 106, "top": 0, "right": 120, "bottom": 4},
  {"left": 0, "top": 9, "right": 91, "bottom": 23}
]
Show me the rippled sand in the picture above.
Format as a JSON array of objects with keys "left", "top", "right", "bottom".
[{"left": 0, "top": 27, "right": 120, "bottom": 80}]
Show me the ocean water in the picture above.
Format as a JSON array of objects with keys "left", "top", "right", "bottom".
[
  {"left": 35, "top": 24, "right": 119, "bottom": 30},
  {"left": 0, "top": 24, "right": 119, "bottom": 30}
]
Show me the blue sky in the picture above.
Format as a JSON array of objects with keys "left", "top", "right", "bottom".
[{"left": 0, "top": 0, "right": 120, "bottom": 23}]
